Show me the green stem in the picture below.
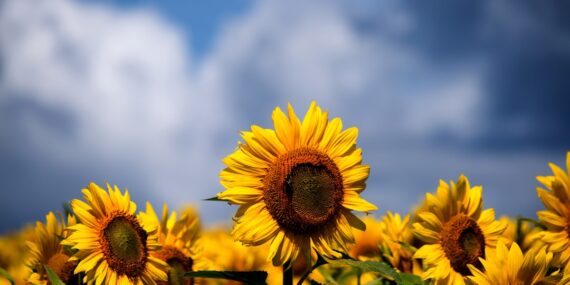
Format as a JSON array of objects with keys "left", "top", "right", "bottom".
[
  {"left": 518, "top": 217, "right": 547, "bottom": 230},
  {"left": 283, "top": 262, "right": 293, "bottom": 285}
]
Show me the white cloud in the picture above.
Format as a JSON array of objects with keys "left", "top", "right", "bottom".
[
  {"left": 198, "top": 0, "right": 486, "bottom": 142},
  {"left": 0, "top": 0, "right": 225, "bottom": 216}
]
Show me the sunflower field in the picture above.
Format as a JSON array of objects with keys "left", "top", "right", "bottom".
[{"left": 1, "top": 102, "right": 570, "bottom": 285}]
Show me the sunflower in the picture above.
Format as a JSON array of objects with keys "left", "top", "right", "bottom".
[
  {"left": 0, "top": 226, "right": 33, "bottom": 285},
  {"left": 467, "top": 240, "right": 556, "bottom": 285},
  {"left": 26, "top": 212, "right": 77, "bottom": 284},
  {"left": 217, "top": 101, "right": 377, "bottom": 266},
  {"left": 349, "top": 216, "right": 383, "bottom": 260},
  {"left": 346, "top": 213, "right": 419, "bottom": 283},
  {"left": 200, "top": 226, "right": 281, "bottom": 285},
  {"left": 536, "top": 152, "right": 570, "bottom": 265},
  {"left": 62, "top": 182, "right": 168, "bottom": 285},
  {"left": 378, "top": 212, "right": 421, "bottom": 275},
  {"left": 139, "top": 203, "right": 208, "bottom": 285},
  {"left": 413, "top": 175, "right": 506, "bottom": 284},
  {"left": 499, "top": 216, "right": 543, "bottom": 251}
]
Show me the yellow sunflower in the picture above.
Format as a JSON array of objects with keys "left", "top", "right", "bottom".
[
  {"left": 379, "top": 212, "right": 421, "bottom": 275},
  {"left": 347, "top": 213, "right": 420, "bottom": 283},
  {"left": 349, "top": 216, "right": 383, "bottom": 260},
  {"left": 467, "top": 240, "right": 555, "bottom": 285},
  {"left": 499, "top": 216, "right": 543, "bottom": 251},
  {"left": 26, "top": 212, "right": 77, "bottom": 284},
  {"left": 0, "top": 226, "right": 33, "bottom": 285},
  {"left": 62, "top": 182, "right": 168, "bottom": 285},
  {"left": 536, "top": 152, "right": 570, "bottom": 265},
  {"left": 217, "top": 101, "right": 377, "bottom": 266},
  {"left": 200, "top": 226, "right": 281, "bottom": 285},
  {"left": 140, "top": 203, "right": 208, "bottom": 285},
  {"left": 413, "top": 175, "right": 506, "bottom": 284}
]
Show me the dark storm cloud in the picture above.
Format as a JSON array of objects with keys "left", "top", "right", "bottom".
[{"left": 400, "top": 0, "right": 570, "bottom": 151}]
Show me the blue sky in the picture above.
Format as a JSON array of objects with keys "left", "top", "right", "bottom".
[
  {"left": 0, "top": 0, "right": 569, "bottom": 233},
  {"left": 81, "top": 0, "right": 253, "bottom": 58}
]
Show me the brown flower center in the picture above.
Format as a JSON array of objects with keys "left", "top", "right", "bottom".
[
  {"left": 263, "top": 148, "right": 343, "bottom": 234},
  {"left": 154, "top": 246, "right": 194, "bottom": 285},
  {"left": 440, "top": 214, "right": 485, "bottom": 275},
  {"left": 46, "top": 253, "right": 78, "bottom": 284},
  {"left": 100, "top": 212, "right": 148, "bottom": 278}
]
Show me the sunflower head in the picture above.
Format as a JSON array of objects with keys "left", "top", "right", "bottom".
[
  {"left": 413, "top": 175, "right": 506, "bottom": 284},
  {"left": 378, "top": 212, "right": 421, "bottom": 274},
  {"left": 499, "top": 216, "right": 544, "bottom": 252},
  {"left": 468, "top": 240, "right": 555, "bottom": 285},
  {"left": 536, "top": 152, "right": 570, "bottom": 265},
  {"left": 26, "top": 212, "right": 78, "bottom": 285},
  {"left": 264, "top": 148, "right": 345, "bottom": 234},
  {"left": 62, "top": 182, "right": 167, "bottom": 285},
  {"left": 140, "top": 203, "right": 208, "bottom": 285},
  {"left": 217, "top": 102, "right": 377, "bottom": 266}
]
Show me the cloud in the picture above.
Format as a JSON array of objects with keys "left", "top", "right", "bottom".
[
  {"left": 195, "top": 0, "right": 565, "bottom": 218},
  {"left": 0, "top": 0, "right": 227, "bottom": 229},
  {"left": 0, "top": 0, "right": 568, "bottom": 232}
]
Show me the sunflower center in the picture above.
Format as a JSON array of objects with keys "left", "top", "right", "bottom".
[
  {"left": 154, "top": 246, "right": 194, "bottom": 285},
  {"left": 289, "top": 164, "right": 337, "bottom": 222},
  {"left": 264, "top": 148, "right": 343, "bottom": 234},
  {"left": 100, "top": 213, "right": 148, "bottom": 278},
  {"left": 440, "top": 214, "right": 485, "bottom": 275},
  {"left": 46, "top": 253, "right": 77, "bottom": 284}
]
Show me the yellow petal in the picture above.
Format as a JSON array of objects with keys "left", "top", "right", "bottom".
[
  {"left": 342, "top": 191, "right": 377, "bottom": 212},
  {"left": 218, "top": 187, "right": 263, "bottom": 205}
]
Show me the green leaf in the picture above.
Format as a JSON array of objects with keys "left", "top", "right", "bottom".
[
  {"left": 329, "top": 260, "right": 424, "bottom": 285},
  {"left": 185, "top": 270, "right": 267, "bottom": 285},
  {"left": 63, "top": 244, "right": 78, "bottom": 256},
  {"left": 399, "top": 273, "right": 424, "bottom": 285},
  {"left": 331, "top": 260, "right": 397, "bottom": 280},
  {"left": 0, "top": 267, "right": 15, "bottom": 285},
  {"left": 62, "top": 202, "right": 73, "bottom": 218},
  {"left": 204, "top": 196, "right": 225, "bottom": 202},
  {"left": 45, "top": 265, "right": 65, "bottom": 285}
]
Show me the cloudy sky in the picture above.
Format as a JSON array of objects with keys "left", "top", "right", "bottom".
[{"left": 0, "top": 0, "right": 569, "bottom": 233}]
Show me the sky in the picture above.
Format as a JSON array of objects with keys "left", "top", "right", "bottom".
[{"left": 0, "top": 0, "right": 569, "bottom": 234}]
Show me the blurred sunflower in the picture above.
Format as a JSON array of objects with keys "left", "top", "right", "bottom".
[
  {"left": 468, "top": 240, "right": 555, "bottom": 285},
  {"left": 345, "top": 213, "right": 420, "bottom": 283},
  {"left": 379, "top": 212, "right": 421, "bottom": 275},
  {"left": 350, "top": 213, "right": 420, "bottom": 274},
  {"left": 499, "top": 216, "right": 544, "bottom": 251},
  {"left": 200, "top": 226, "right": 281, "bottom": 285},
  {"left": 536, "top": 152, "right": 570, "bottom": 265},
  {"left": 0, "top": 226, "right": 33, "bottom": 285},
  {"left": 26, "top": 212, "right": 77, "bottom": 284},
  {"left": 217, "top": 101, "right": 377, "bottom": 266},
  {"left": 140, "top": 203, "right": 208, "bottom": 285},
  {"left": 413, "top": 175, "right": 506, "bottom": 284},
  {"left": 62, "top": 182, "right": 167, "bottom": 284},
  {"left": 349, "top": 216, "right": 383, "bottom": 260}
]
